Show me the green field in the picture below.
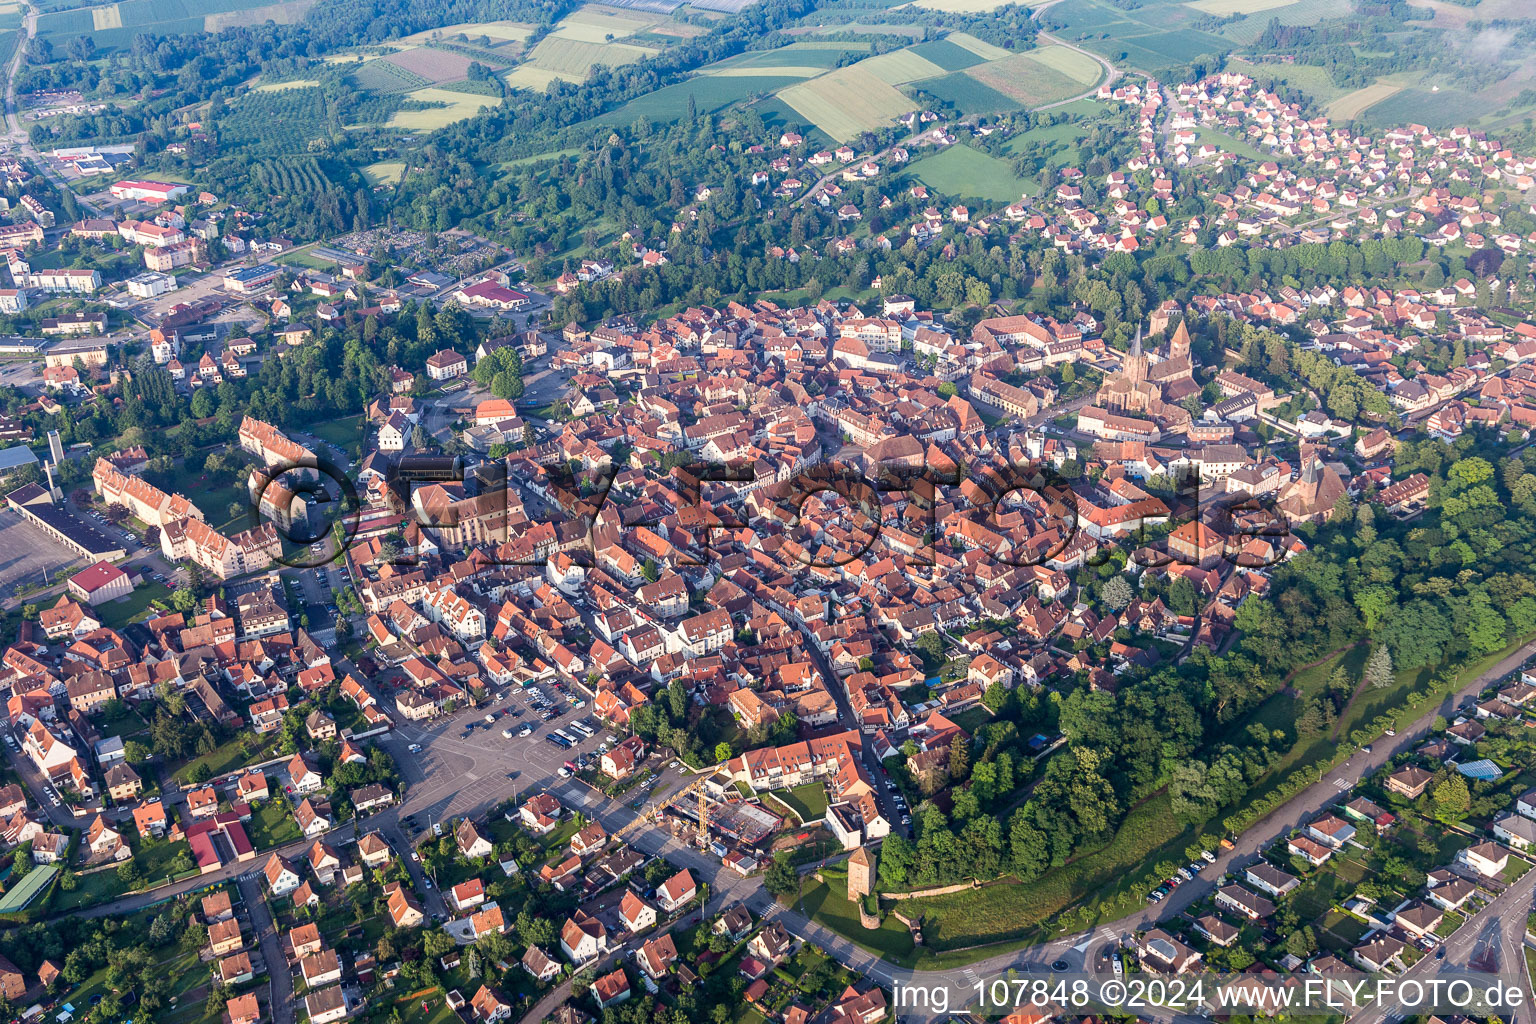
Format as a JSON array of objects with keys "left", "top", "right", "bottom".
[
  {"left": 597, "top": 73, "right": 805, "bottom": 126},
  {"left": 389, "top": 87, "right": 500, "bottom": 130},
  {"left": 703, "top": 43, "right": 868, "bottom": 72},
  {"left": 904, "top": 144, "right": 1035, "bottom": 203},
  {"left": 1364, "top": 86, "right": 1485, "bottom": 129},
  {"left": 527, "top": 34, "right": 658, "bottom": 79},
  {"left": 918, "top": 71, "right": 1021, "bottom": 114},
  {"left": 819, "top": 792, "right": 1195, "bottom": 965},
  {"left": 776, "top": 782, "right": 829, "bottom": 823},
  {"left": 779, "top": 65, "right": 916, "bottom": 142},
  {"left": 801, "top": 869, "right": 917, "bottom": 959},
  {"left": 1041, "top": 0, "right": 1234, "bottom": 71},
  {"left": 955, "top": 46, "right": 1101, "bottom": 109},
  {"left": 34, "top": 0, "right": 312, "bottom": 50},
  {"left": 858, "top": 48, "right": 949, "bottom": 85},
  {"left": 909, "top": 38, "right": 989, "bottom": 71}
]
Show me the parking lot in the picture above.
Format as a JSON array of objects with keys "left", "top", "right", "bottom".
[{"left": 0, "top": 511, "right": 78, "bottom": 601}]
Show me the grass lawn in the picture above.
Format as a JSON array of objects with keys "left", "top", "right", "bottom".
[
  {"left": 159, "top": 463, "right": 250, "bottom": 535},
  {"left": 799, "top": 868, "right": 916, "bottom": 960},
  {"left": 1318, "top": 908, "right": 1370, "bottom": 949},
  {"left": 901, "top": 143, "right": 1035, "bottom": 203},
  {"left": 812, "top": 792, "right": 1190, "bottom": 967},
  {"left": 95, "top": 582, "right": 174, "bottom": 629},
  {"left": 56, "top": 837, "right": 191, "bottom": 910},
  {"left": 396, "top": 987, "right": 461, "bottom": 1024},
  {"left": 540, "top": 816, "right": 582, "bottom": 853},
  {"left": 309, "top": 414, "right": 366, "bottom": 449},
  {"left": 248, "top": 798, "right": 302, "bottom": 850},
  {"left": 170, "top": 732, "right": 282, "bottom": 784},
  {"left": 776, "top": 783, "right": 828, "bottom": 823},
  {"left": 1435, "top": 909, "right": 1465, "bottom": 937}
]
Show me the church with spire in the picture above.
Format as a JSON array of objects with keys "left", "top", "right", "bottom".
[{"left": 1094, "top": 319, "right": 1197, "bottom": 433}]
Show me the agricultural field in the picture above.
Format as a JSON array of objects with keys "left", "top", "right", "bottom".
[
  {"left": 779, "top": 65, "right": 916, "bottom": 142},
  {"left": 363, "top": 160, "right": 406, "bottom": 185},
  {"left": 526, "top": 35, "right": 659, "bottom": 80},
  {"left": 555, "top": 4, "right": 670, "bottom": 41},
  {"left": 255, "top": 78, "right": 320, "bottom": 92},
  {"left": 34, "top": 0, "right": 309, "bottom": 50},
  {"left": 204, "top": 0, "right": 314, "bottom": 31},
  {"left": 388, "top": 87, "right": 500, "bottom": 130},
  {"left": 398, "top": 20, "right": 534, "bottom": 45},
  {"left": 908, "top": 38, "right": 988, "bottom": 72},
  {"left": 915, "top": 71, "right": 1021, "bottom": 115},
  {"left": 1363, "top": 86, "right": 1485, "bottom": 130},
  {"left": 1184, "top": 0, "right": 1294, "bottom": 15},
  {"left": 220, "top": 90, "right": 329, "bottom": 152},
  {"left": 350, "top": 58, "right": 430, "bottom": 93},
  {"left": 503, "top": 65, "right": 571, "bottom": 92},
  {"left": 902, "top": 143, "right": 1034, "bottom": 203},
  {"left": 921, "top": 44, "right": 1101, "bottom": 112},
  {"left": 946, "top": 32, "right": 1011, "bottom": 62},
  {"left": 1225, "top": 57, "right": 1349, "bottom": 109},
  {"left": 1213, "top": 0, "right": 1338, "bottom": 44},
  {"left": 858, "top": 48, "right": 948, "bottom": 85},
  {"left": 381, "top": 46, "right": 478, "bottom": 84},
  {"left": 707, "top": 41, "right": 869, "bottom": 69},
  {"left": 1327, "top": 77, "right": 1415, "bottom": 121},
  {"left": 1039, "top": 0, "right": 1235, "bottom": 72},
  {"left": 598, "top": 72, "right": 806, "bottom": 125},
  {"left": 908, "top": 0, "right": 1007, "bottom": 10}
]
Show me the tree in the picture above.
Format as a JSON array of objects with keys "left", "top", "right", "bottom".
[
  {"left": 1101, "top": 575, "right": 1133, "bottom": 610},
  {"left": 1431, "top": 775, "right": 1470, "bottom": 824},
  {"left": 1364, "top": 645, "right": 1393, "bottom": 689},
  {"left": 713, "top": 742, "right": 732, "bottom": 763},
  {"left": 763, "top": 855, "right": 798, "bottom": 900},
  {"left": 948, "top": 737, "right": 970, "bottom": 782},
  {"left": 171, "top": 586, "right": 198, "bottom": 613}
]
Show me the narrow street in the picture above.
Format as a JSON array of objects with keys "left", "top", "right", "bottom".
[{"left": 239, "top": 873, "right": 295, "bottom": 1024}]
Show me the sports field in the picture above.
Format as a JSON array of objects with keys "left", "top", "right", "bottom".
[
  {"left": 779, "top": 65, "right": 916, "bottom": 142},
  {"left": 388, "top": 87, "right": 499, "bottom": 130}
]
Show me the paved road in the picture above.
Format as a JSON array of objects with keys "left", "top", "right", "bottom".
[
  {"left": 1352, "top": 866, "right": 1536, "bottom": 1024},
  {"left": 239, "top": 873, "right": 295, "bottom": 1024}
]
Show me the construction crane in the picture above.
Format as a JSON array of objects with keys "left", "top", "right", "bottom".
[{"left": 611, "top": 772, "right": 714, "bottom": 847}]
